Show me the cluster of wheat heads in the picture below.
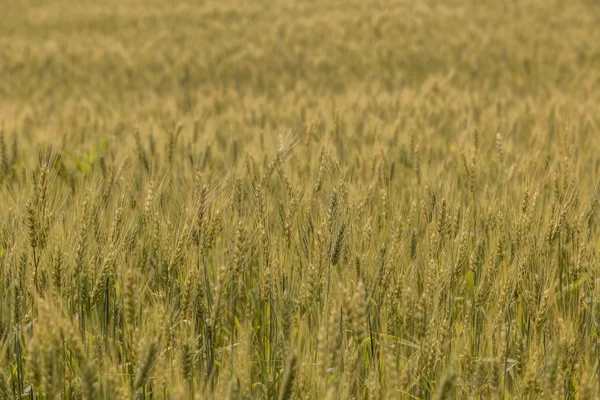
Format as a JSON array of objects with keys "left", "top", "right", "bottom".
[
  {"left": 2, "top": 0, "right": 600, "bottom": 399},
  {"left": 2, "top": 117, "right": 600, "bottom": 399}
]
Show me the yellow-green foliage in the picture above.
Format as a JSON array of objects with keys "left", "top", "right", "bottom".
[{"left": 1, "top": 0, "right": 600, "bottom": 398}]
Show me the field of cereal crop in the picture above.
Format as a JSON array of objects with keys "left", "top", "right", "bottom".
[{"left": 1, "top": 0, "right": 600, "bottom": 398}]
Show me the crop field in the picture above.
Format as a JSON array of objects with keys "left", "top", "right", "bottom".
[{"left": 1, "top": 0, "right": 600, "bottom": 398}]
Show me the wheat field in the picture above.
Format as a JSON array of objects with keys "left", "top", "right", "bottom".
[{"left": 1, "top": 0, "right": 600, "bottom": 399}]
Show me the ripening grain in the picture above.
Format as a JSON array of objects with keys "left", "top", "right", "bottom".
[{"left": 1, "top": 0, "right": 600, "bottom": 399}]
